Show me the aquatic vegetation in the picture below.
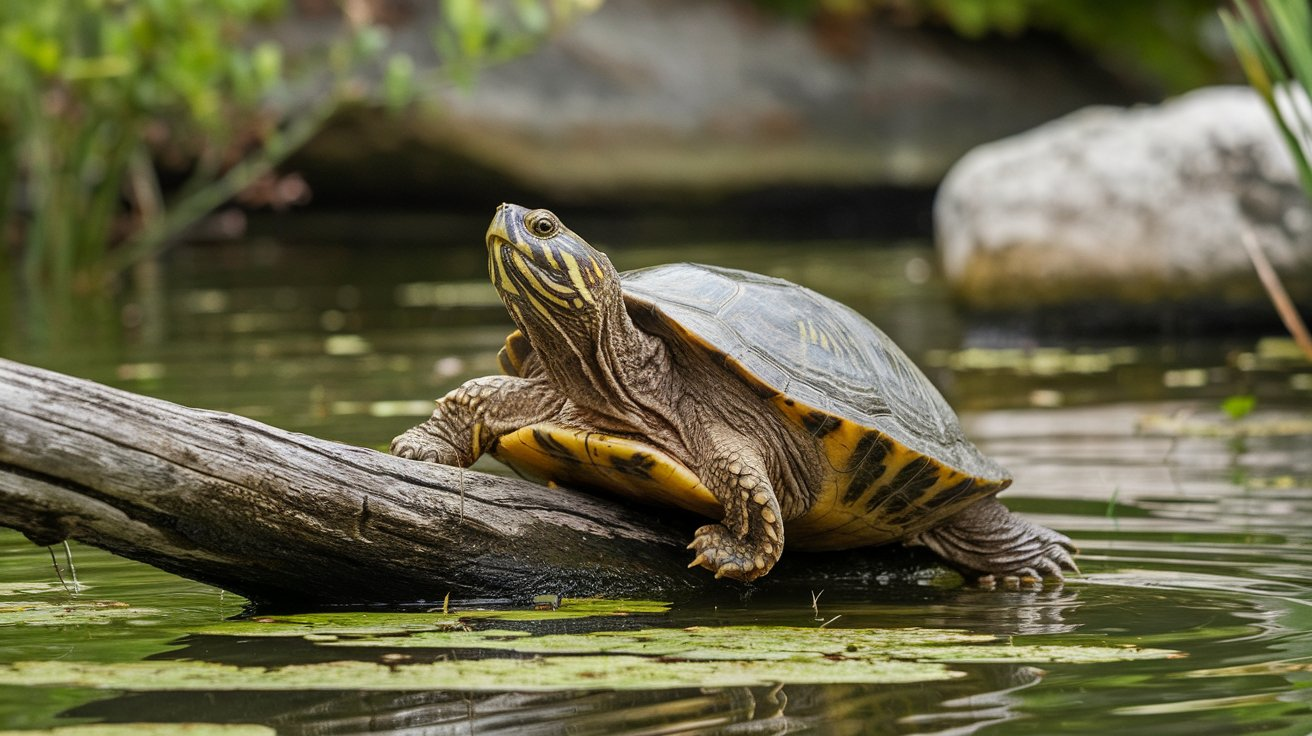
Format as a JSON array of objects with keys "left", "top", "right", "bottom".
[
  {"left": 0, "top": 600, "right": 159, "bottom": 627},
  {"left": 187, "top": 598, "right": 672, "bottom": 637},
  {"left": 0, "top": 610, "right": 1176, "bottom": 692}
]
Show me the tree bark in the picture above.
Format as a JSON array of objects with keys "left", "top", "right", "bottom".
[
  {"left": 0, "top": 358, "right": 734, "bottom": 604},
  {"left": 0, "top": 358, "right": 936, "bottom": 605}
]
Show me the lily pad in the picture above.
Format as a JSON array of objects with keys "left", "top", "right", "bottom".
[
  {"left": 319, "top": 624, "right": 1174, "bottom": 666},
  {"left": 193, "top": 598, "right": 671, "bottom": 638},
  {"left": 0, "top": 655, "right": 959, "bottom": 691},
  {"left": 0, "top": 617, "right": 1178, "bottom": 693},
  {"left": 196, "top": 612, "right": 466, "bottom": 638},
  {"left": 460, "top": 597, "right": 672, "bottom": 620},
  {"left": 0, "top": 725, "right": 274, "bottom": 735},
  {"left": 0, "top": 601, "right": 159, "bottom": 627},
  {"left": 328, "top": 624, "right": 992, "bottom": 657},
  {"left": 0, "top": 582, "right": 76, "bottom": 598}
]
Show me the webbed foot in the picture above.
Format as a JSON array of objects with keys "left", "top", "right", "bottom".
[
  {"left": 687, "top": 523, "right": 778, "bottom": 583},
  {"left": 909, "top": 497, "right": 1078, "bottom": 586}
]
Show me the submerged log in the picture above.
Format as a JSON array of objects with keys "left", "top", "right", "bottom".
[{"left": 0, "top": 358, "right": 930, "bottom": 605}]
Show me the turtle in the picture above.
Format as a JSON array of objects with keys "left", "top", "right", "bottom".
[{"left": 391, "top": 203, "right": 1077, "bottom": 584}]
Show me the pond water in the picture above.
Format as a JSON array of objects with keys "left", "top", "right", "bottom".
[{"left": 1, "top": 211, "right": 1311, "bottom": 735}]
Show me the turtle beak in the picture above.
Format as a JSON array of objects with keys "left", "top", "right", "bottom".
[{"left": 486, "top": 203, "right": 521, "bottom": 253}]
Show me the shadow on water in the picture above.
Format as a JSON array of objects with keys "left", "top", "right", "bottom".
[{"left": 1, "top": 212, "right": 1310, "bottom": 734}]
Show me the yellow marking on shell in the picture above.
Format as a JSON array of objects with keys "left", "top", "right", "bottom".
[
  {"left": 818, "top": 330, "right": 831, "bottom": 351},
  {"left": 592, "top": 260, "right": 605, "bottom": 280},
  {"left": 497, "top": 347, "right": 515, "bottom": 375},
  {"left": 560, "top": 252, "right": 594, "bottom": 304},
  {"left": 492, "top": 423, "right": 722, "bottom": 517},
  {"left": 499, "top": 330, "right": 531, "bottom": 376},
  {"left": 797, "top": 320, "right": 807, "bottom": 342},
  {"left": 768, "top": 392, "right": 1005, "bottom": 551}
]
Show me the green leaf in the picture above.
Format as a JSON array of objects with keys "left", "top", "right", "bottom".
[
  {"left": 383, "top": 53, "right": 415, "bottom": 111},
  {"left": 1221, "top": 394, "right": 1257, "bottom": 421},
  {"left": 0, "top": 600, "right": 160, "bottom": 627}
]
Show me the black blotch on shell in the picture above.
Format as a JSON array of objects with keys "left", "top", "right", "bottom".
[
  {"left": 841, "top": 431, "right": 892, "bottom": 506},
  {"left": 801, "top": 411, "right": 842, "bottom": 438},
  {"left": 866, "top": 457, "right": 938, "bottom": 515}
]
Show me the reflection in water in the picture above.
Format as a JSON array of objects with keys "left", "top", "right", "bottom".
[
  {"left": 1, "top": 219, "right": 1310, "bottom": 735},
  {"left": 66, "top": 673, "right": 1047, "bottom": 735}
]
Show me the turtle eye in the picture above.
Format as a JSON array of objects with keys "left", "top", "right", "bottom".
[{"left": 525, "top": 210, "right": 560, "bottom": 239}]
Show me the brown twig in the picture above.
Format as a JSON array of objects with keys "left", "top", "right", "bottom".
[{"left": 1240, "top": 229, "right": 1312, "bottom": 361}]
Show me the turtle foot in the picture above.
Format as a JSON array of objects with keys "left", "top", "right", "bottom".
[
  {"left": 687, "top": 523, "right": 776, "bottom": 583},
  {"left": 909, "top": 497, "right": 1078, "bottom": 585},
  {"left": 390, "top": 425, "right": 468, "bottom": 466}
]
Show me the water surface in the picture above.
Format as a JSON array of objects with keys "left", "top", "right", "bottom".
[{"left": 1, "top": 212, "right": 1310, "bottom": 734}]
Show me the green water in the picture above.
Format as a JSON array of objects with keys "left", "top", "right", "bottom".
[{"left": 2, "top": 212, "right": 1311, "bottom": 734}]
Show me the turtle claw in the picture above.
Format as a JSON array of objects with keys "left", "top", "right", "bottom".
[
  {"left": 390, "top": 426, "right": 468, "bottom": 466},
  {"left": 687, "top": 523, "right": 775, "bottom": 582}
]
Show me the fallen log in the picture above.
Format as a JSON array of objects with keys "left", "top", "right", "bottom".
[{"left": 0, "top": 358, "right": 930, "bottom": 605}]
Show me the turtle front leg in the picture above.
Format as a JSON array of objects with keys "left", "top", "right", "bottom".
[
  {"left": 688, "top": 447, "right": 786, "bottom": 583},
  {"left": 908, "top": 497, "right": 1078, "bottom": 585},
  {"left": 391, "top": 376, "right": 564, "bottom": 467}
]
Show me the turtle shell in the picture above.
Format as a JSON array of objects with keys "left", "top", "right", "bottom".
[{"left": 495, "top": 263, "right": 1012, "bottom": 550}]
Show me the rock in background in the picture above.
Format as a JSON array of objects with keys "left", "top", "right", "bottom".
[
  {"left": 935, "top": 86, "right": 1312, "bottom": 316},
  {"left": 294, "top": 0, "right": 1131, "bottom": 207}
]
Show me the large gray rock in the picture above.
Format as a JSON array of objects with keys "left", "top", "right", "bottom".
[
  {"left": 936, "top": 86, "right": 1312, "bottom": 311},
  {"left": 299, "top": 0, "right": 1128, "bottom": 202}
]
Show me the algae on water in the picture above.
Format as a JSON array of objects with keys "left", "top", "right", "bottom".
[{"left": 0, "top": 602, "right": 1179, "bottom": 692}]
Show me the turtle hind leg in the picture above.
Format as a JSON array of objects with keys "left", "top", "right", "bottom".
[{"left": 908, "top": 497, "right": 1077, "bottom": 585}]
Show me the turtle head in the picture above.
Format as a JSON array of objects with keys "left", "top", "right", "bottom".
[{"left": 486, "top": 203, "right": 620, "bottom": 333}]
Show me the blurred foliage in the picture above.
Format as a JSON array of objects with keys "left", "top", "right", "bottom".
[
  {"left": 0, "top": 0, "right": 590, "bottom": 292},
  {"left": 437, "top": 0, "right": 603, "bottom": 83},
  {"left": 1223, "top": 0, "right": 1312, "bottom": 195},
  {"left": 1221, "top": 393, "right": 1257, "bottom": 420},
  {"left": 755, "top": 0, "right": 1225, "bottom": 91},
  {"left": 1222, "top": 0, "right": 1312, "bottom": 363},
  {"left": 1, "top": 0, "right": 382, "bottom": 290}
]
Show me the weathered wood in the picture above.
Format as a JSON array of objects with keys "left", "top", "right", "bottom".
[
  {"left": 0, "top": 357, "right": 723, "bottom": 604},
  {"left": 0, "top": 358, "right": 941, "bottom": 604}
]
